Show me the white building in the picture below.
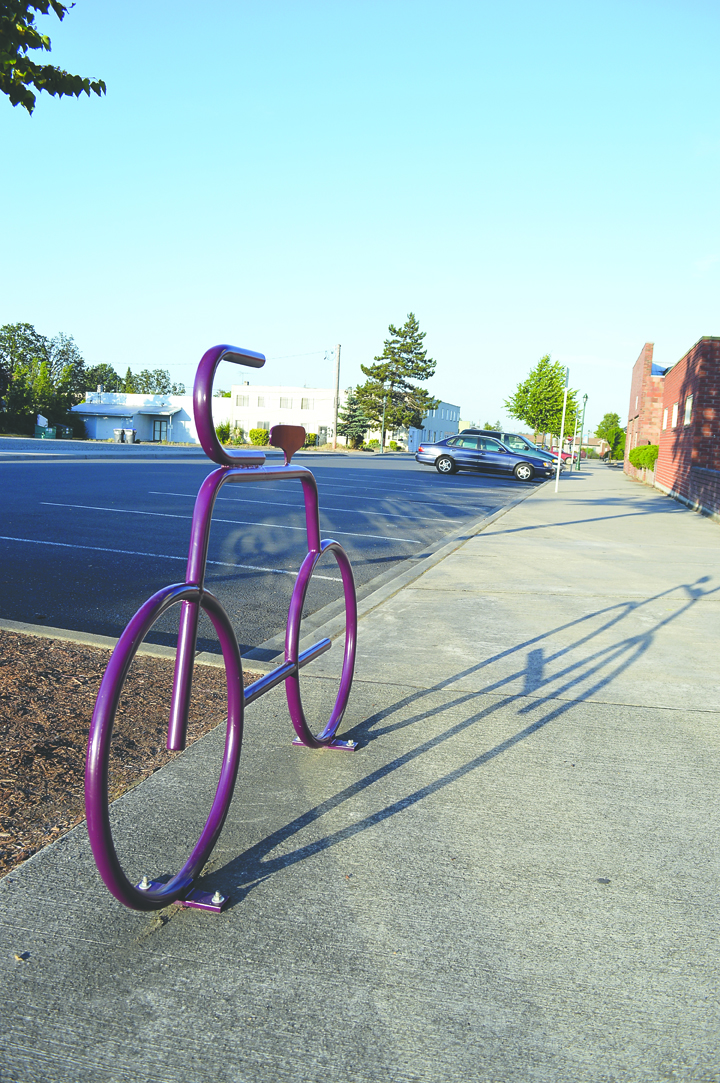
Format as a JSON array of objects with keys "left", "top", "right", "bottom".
[
  {"left": 71, "top": 386, "right": 461, "bottom": 450},
  {"left": 71, "top": 392, "right": 233, "bottom": 443},
  {"left": 230, "top": 381, "right": 344, "bottom": 445}
]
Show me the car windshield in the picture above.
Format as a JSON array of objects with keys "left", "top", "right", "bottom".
[{"left": 503, "top": 434, "right": 533, "bottom": 451}]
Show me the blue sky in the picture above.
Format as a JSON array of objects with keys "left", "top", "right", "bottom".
[{"left": 2, "top": 0, "right": 719, "bottom": 434}]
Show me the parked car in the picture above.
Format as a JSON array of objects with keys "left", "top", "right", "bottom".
[
  {"left": 460, "top": 429, "right": 565, "bottom": 470},
  {"left": 415, "top": 434, "right": 556, "bottom": 480},
  {"left": 550, "top": 446, "right": 577, "bottom": 463}
]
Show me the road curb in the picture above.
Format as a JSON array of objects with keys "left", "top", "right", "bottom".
[
  {"left": 0, "top": 617, "right": 273, "bottom": 674},
  {"left": 2, "top": 477, "right": 549, "bottom": 675}
]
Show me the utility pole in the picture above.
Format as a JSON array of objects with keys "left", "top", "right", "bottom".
[
  {"left": 332, "top": 344, "right": 341, "bottom": 450},
  {"left": 554, "top": 367, "right": 569, "bottom": 494}
]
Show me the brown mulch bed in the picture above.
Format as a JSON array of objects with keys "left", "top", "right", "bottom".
[{"left": 0, "top": 630, "right": 261, "bottom": 878}]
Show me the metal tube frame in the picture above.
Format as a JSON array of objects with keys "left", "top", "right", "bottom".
[{"left": 85, "top": 344, "right": 358, "bottom": 912}]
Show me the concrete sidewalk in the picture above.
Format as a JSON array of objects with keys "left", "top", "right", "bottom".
[{"left": 1, "top": 464, "right": 719, "bottom": 1082}]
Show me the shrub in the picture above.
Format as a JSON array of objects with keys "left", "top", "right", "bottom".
[
  {"left": 367, "top": 439, "right": 380, "bottom": 448},
  {"left": 215, "top": 420, "right": 231, "bottom": 443},
  {"left": 303, "top": 432, "right": 317, "bottom": 447},
  {"left": 249, "top": 428, "right": 269, "bottom": 446},
  {"left": 628, "top": 444, "right": 659, "bottom": 470}
]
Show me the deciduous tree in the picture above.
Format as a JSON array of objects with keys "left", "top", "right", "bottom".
[
  {"left": 0, "top": 321, "right": 86, "bottom": 427},
  {"left": 0, "top": 1, "right": 106, "bottom": 115},
  {"left": 504, "top": 355, "right": 577, "bottom": 441},
  {"left": 595, "top": 412, "right": 626, "bottom": 459},
  {"left": 125, "top": 369, "right": 185, "bottom": 395},
  {"left": 84, "top": 363, "right": 123, "bottom": 392}
]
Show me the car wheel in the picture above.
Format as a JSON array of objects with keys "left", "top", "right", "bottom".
[
  {"left": 435, "top": 455, "right": 457, "bottom": 475},
  {"left": 513, "top": 462, "right": 534, "bottom": 481}
]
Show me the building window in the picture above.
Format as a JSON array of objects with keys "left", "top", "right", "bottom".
[
  {"left": 671, "top": 402, "right": 678, "bottom": 428},
  {"left": 662, "top": 408, "right": 668, "bottom": 430},
  {"left": 257, "top": 396, "right": 265, "bottom": 408},
  {"left": 635, "top": 395, "right": 638, "bottom": 411},
  {"left": 684, "top": 395, "right": 693, "bottom": 425},
  {"left": 280, "top": 397, "right": 292, "bottom": 409},
  {"left": 152, "top": 420, "right": 168, "bottom": 442},
  {"left": 236, "top": 394, "right": 249, "bottom": 407},
  {"left": 256, "top": 420, "right": 270, "bottom": 430},
  {"left": 301, "top": 397, "right": 313, "bottom": 410}
]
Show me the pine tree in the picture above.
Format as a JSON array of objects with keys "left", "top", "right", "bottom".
[
  {"left": 337, "top": 388, "right": 370, "bottom": 448},
  {"left": 356, "top": 313, "right": 439, "bottom": 448},
  {"left": 504, "top": 355, "right": 578, "bottom": 441}
]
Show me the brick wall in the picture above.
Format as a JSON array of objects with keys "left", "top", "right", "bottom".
[
  {"left": 624, "top": 342, "right": 665, "bottom": 479},
  {"left": 654, "top": 337, "right": 720, "bottom": 519}
]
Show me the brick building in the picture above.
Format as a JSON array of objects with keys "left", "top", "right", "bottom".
[
  {"left": 624, "top": 342, "right": 665, "bottom": 458},
  {"left": 654, "top": 337, "right": 720, "bottom": 518},
  {"left": 624, "top": 336, "right": 720, "bottom": 520}
]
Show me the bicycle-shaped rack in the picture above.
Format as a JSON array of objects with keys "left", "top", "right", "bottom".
[{"left": 85, "top": 344, "right": 357, "bottom": 913}]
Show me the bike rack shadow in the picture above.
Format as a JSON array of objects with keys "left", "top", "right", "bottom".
[{"left": 208, "top": 574, "right": 719, "bottom": 907}]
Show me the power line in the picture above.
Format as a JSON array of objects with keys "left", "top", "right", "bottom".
[{"left": 267, "top": 350, "right": 327, "bottom": 360}]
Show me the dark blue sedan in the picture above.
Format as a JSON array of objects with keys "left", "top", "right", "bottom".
[{"left": 415, "top": 434, "right": 555, "bottom": 481}]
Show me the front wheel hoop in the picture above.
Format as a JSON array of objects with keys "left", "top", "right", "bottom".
[{"left": 284, "top": 541, "right": 357, "bottom": 748}]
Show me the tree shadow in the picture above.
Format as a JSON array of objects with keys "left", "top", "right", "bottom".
[{"left": 205, "top": 574, "right": 717, "bottom": 907}]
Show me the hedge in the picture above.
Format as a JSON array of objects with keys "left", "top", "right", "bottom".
[
  {"left": 249, "top": 428, "right": 270, "bottom": 446},
  {"left": 628, "top": 444, "right": 659, "bottom": 470}
]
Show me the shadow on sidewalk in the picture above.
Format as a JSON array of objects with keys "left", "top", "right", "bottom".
[
  {"left": 212, "top": 575, "right": 718, "bottom": 906},
  {"left": 487, "top": 493, "right": 692, "bottom": 537}
]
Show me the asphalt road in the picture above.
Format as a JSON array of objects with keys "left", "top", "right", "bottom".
[{"left": 0, "top": 445, "right": 540, "bottom": 656}]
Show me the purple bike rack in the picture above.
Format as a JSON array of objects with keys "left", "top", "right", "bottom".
[{"left": 85, "top": 344, "right": 358, "bottom": 912}]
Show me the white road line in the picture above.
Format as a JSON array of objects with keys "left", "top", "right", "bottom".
[
  {"left": 148, "top": 490, "right": 454, "bottom": 523},
  {"left": 40, "top": 502, "right": 422, "bottom": 544},
  {"left": 0, "top": 535, "right": 340, "bottom": 579},
  {"left": 271, "top": 476, "right": 501, "bottom": 505},
  {"left": 285, "top": 483, "right": 488, "bottom": 510}
]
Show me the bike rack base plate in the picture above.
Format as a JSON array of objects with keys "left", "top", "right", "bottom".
[
  {"left": 292, "top": 737, "right": 358, "bottom": 751},
  {"left": 176, "top": 889, "right": 230, "bottom": 913},
  {"left": 135, "top": 880, "right": 230, "bottom": 913}
]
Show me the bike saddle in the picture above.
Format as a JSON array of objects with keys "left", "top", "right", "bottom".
[{"left": 269, "top": 425, "right": 306, "bottom": 465}]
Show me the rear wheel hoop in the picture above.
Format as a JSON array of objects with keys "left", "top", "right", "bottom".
[{"left": 85, "top": 583, "right": 244, "bottom": 911}]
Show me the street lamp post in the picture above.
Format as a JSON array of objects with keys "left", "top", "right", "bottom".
[{"left": 576, "top": 393, "right": 588, "bottom": 470}]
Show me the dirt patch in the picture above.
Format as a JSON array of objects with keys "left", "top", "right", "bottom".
[{"left": 0, "top": 630, "right": 261, "bottom": 878}]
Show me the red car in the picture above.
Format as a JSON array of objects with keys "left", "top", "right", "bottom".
[{"left": 551, "top": 446, "right": 578, "bottom": 463}]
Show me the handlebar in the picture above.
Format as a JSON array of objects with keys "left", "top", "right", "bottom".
[{"left": 194, "top": 344, "right": 267, "bottom": 466}]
